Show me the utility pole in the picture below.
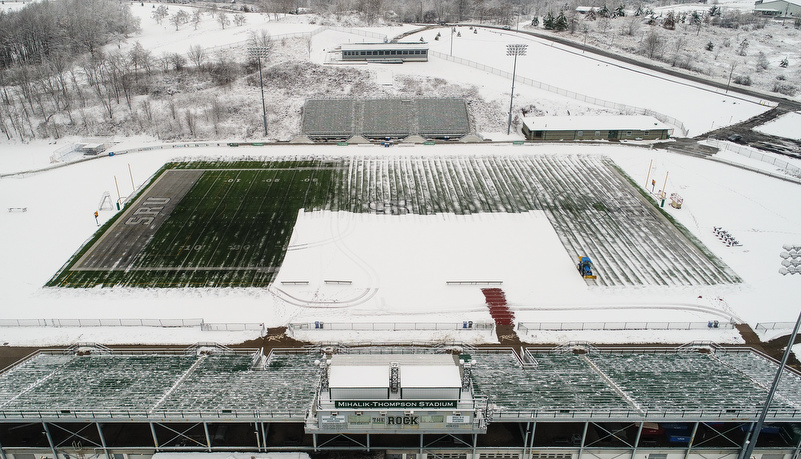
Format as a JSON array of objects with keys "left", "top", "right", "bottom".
[{"left": 506, "top": 44, "right": 528, "bottom": 135}]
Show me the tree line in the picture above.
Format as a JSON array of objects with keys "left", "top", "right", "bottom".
[{"left": 0, "top": 0, "right": 140, "bottom": 69}]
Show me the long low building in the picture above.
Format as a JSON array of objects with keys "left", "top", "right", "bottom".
[
  {"left": 340, "top": 42, "right": 429, "bottom": 63},
  {"left": 522, "top": 115, "right": 672, "bottom": 141},
  {"left": 0, "top": 343, "right": 800, "bottom": 458},
  {"left": 753, "top": 0, "right": 801, "bottom": 17}
]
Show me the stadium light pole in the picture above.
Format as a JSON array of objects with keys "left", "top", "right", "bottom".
[
  {"left": 248, "top": 46, "right": 270, "bottom": 137},
  {"left": 506, "top": 44, "right": 527, "bottom": 135},
  {"left": 740, "top": 309, "right": 801, "bottom": 459}
]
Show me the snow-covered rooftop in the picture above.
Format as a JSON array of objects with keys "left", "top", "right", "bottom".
[
  {"left": 329, "top": 365, "right": 388, "bottom": 388},
  {"left": 401, "top": 365, "right": 461, "bottom": 388},
  {"left": 522, "top": 115, "right": 670, "bottom": 132}
]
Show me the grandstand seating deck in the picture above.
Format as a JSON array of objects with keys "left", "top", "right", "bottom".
[
  {"left": 0, "top": 354, "right": 75, "bottom": 408},
  {"left": 362, "top": 99, "right": 413, "bottom": 137},
  {"left": 586, "top": 352, "right": 787, "bottom": 412},
  {"left": 302, "top": 99, "right": 354, "bottom": 137},
  {"left": 158, "top": 353, "right": 319, "bottom": 413},
  {"left": 715, "top": 349, "right": 801, "bottom": 409},
  {"left": 301, "top": 98, "right": 470, "bottom": 140},
  {"left": 417, "top": 98, "right": 470, "bottom": 137},
  {"left": 471, "top": 351, "right": 630, "bottom": 413},
  {"left": 2, "top": 347, "right": 801, "bottom": 421},
  {"left": 4, "top": 355, "right": 197, "bottom": 411}
]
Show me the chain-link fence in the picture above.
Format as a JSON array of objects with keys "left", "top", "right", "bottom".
[
  {"left": 289, "top": 321, "right": 494, "bottom": 331},
  {"left": 430, "top": 50, "right": 688, "bottom": 136},
  {"left": 0, "top": 318, "right": 204, "bottom": 327},
  {"left": 706, "top": 139, "right": 801, "bottom": 179},
  {"left": 518, "top": 321, "right": 733, "bottom": 333}
]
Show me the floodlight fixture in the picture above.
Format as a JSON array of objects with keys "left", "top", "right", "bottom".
[{"left": 506, "top": 44, "right": 528, "bottom": 56}]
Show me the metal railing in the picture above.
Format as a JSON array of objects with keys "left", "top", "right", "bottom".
[
  {"left": 202, "top": 322, "right": 264, "bottom": 331},
  {"left": 0, "top": 318, "right": 204, "bottom": 328},
  {"left": 0, "top": 407, "right": 308, "bottom": 422},
  {"left": 288, "top": 322, "right": 494, "bottom": 332},
  {"left": 706, "top": 139, "right": 801, "bottom": 179},
  {"left": 755, "top": 322, "right": 799, "bottom": 332},
  {"left": 490, "top": 406, "right": 801, "bottom": 421},
  {"left": 430, "top": 50, "right": 688, "bottom": 137},
  {"left": 517, "top": 321, "right": 734, "bottom": 333},
  {"left": 0, "top": 318, "right": 264, "bottom": 331}
]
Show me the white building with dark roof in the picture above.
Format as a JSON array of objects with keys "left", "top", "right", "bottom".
[
  {"left": 754, "top": 0, "right": 801, "bottom": 17},
  {"left": 522, "top": 115, "right": 672, "bottom": 141}
]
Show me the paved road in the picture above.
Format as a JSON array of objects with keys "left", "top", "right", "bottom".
[
  {"left": 397, "top": 24, "right": 801, "bottom": 158},
  {"left": 404, "top": 24, "right": 801, "bottom": 111}
]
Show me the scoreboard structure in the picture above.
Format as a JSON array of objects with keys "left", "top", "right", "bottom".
[{"left": 308, "top": 353, "right": 487, "bottom": 435}]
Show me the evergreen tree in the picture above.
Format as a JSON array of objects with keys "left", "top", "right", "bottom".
[
  {"left": 555, "top": 11, "right": 569, "bottom": 31},
  {"left": 663, "top": 11, "right": 675, "bottom": 30},
  {"left": 543, "top": 11, "right": 555, "bottom": 29}
]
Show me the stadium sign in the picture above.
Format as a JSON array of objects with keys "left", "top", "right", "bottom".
[{"left": 335, "top": 400, "right": 457, "bottom": 409}]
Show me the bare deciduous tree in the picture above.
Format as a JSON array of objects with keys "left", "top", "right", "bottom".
[
  {"left": 643, "top": 30, "right": 663, "bottom": 59},
  {"left": 188, "top": 44, "right": 206, "bottom": 69},
  {"left": 152, "top": 5, "right": 169, "bottom": 24},
  {"left": 191, "top": 9, "right": 203, "bottom": 30},
  {"left": 216, "top": 11, "right": 231, "bottom": 29}
]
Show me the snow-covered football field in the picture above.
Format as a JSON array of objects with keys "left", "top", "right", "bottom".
[{"left": 1, "top": 14, "right": 800, "bottom": 349}]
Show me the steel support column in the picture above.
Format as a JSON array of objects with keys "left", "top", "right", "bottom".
[
  {"left": 738, "top": 423, "right": 754, "bottom": 459},
  {"left": 97, "top": 423, "right": 110, "bottom": 459},
  {"left": 0, "top": 437, "right": 7, "bottom": 459},
  {"left": 261, "top": 422, "right": 269, "bottom": 452},
  {"left": 793, "top": 433, "right": 801, "bottom": 459},
  {"left": 41, "top": 422, "right": 59, "bottom": 459},
  {"left": 203, "top": 422, "right": 211, "bottom": 451},
  {"left": 313, "top": 433, "right": 317, "bottom": 452},
  {"left": 150, "top": 422, "right": 160, "bottom": 451},
  {"left": 367, "top": 433, "right": 370, "bottom": 452},
  {"left": 420, "top": 433, "right": 424, "bottom": 454},
  {"left": 684, "top": 422, "right": 700, "bottom": 459},
  {"left": 528, "top": 421, "right": 537, "bottom": 458},
  {"left": 578, "top": 421, "right": 589, "bottom": 459},
  {"left": 632, "top": 421, "right": 645, "bottom": 459},
  {"left": 473, "top": 433, "right": 478, "bottom": 457},
  {"left": 522, "top": 422, "right": 531, "bottom": 459}
]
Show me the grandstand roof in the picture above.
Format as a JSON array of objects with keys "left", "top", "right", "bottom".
[{"left": 0, "top": 345, "right": 800, "bottom": 423}]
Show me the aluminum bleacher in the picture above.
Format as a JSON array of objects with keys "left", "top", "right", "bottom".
[{"left": 301, "top": 98, "right": 471, "bottom": 140}]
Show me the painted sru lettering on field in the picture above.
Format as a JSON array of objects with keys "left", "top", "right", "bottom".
[{"left": 125, "top": 197, "right": 171, "bottom": 226}]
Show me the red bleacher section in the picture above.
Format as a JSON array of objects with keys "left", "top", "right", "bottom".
[{"left": 481, "top": 288, "right": 514, "bottom": 326}]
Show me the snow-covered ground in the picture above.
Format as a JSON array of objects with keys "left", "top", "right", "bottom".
[
  {"left": 753, "top": 111, "right": 801, "bottom": 140},
  {"left": 1, "top": 5, "right": 800, "bottom": 349},
  {"left": 1, "top": 140, "right": 800, "bottom": 347}
]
